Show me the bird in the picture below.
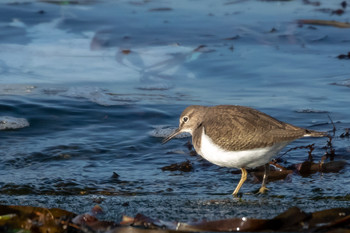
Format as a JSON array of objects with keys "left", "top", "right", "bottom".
[{"left": 162, "top": 105, "right": 327, "bottom": 196}]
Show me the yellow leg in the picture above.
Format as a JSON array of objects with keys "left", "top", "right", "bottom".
[
  {"left": 232, "top": 168, "right": 247, "bottom": 196},
  {"left": 258, "top": 163, "right": 270, "bottom": 194}
]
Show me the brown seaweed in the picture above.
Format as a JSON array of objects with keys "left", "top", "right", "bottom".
[
  {"left": 298, "top": 19, "right": 350, "bottom": 28},
  {"left": 161, "top": 160, "right": 193, "bottom": 172},
  {"left": 4, "top": 205, "right": 350, "bottom": 232}
]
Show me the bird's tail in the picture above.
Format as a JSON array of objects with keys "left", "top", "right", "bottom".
[{"left": 304, "top": 129, "right": 328, "bottom": 137}]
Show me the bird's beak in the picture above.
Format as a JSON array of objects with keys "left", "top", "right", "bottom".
[{"left": 162, "top": 128, "right": 182, "bottom": 144}]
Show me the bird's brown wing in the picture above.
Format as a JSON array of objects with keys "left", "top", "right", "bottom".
[{"left": 202, "top": 105, "right": 308, "bottom": 151}]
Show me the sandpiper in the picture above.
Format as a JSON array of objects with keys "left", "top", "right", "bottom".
[{"left": 163, "top": 105, "right": 327, "bottom": 196}]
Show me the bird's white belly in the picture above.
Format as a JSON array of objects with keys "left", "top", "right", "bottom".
[{"left": 199, "top": 131, "right": 290, "bottom": 168}]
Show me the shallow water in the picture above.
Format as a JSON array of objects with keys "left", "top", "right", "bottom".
[{"left": 1, "top": 0, "right": 350, "bottom": 222}]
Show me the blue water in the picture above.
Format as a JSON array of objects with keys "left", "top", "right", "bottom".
[{"left": 1, "top": 0, "right": 350, "bottom": 221}]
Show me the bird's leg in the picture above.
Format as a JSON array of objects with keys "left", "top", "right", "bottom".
[
  {"left": 258, "top": 163, "right": 270, "bottom": 194},
  {"left": 232, "top": 168, "right": 247, "bottom": 196}
]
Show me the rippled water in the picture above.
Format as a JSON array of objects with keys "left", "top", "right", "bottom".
[{"left": 1, "top": 0, "right": 350, "bottom": 221}]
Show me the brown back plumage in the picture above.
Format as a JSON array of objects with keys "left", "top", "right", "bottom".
[{"left": 189, "top": 105, "right": 327, "bottom": 151}]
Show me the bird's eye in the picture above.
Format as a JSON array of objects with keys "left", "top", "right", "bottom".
[{"left": 183, "top": 116, "right": 189, "bottom": 123}]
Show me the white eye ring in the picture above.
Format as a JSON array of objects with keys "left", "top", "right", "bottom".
[{"left": 183, "top": 116, "right": 189, "bottom": 123}]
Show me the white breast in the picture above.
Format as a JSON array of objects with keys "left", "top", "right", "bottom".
[{"left": 199, "top": 128, "right": 290, "bottom": 168}]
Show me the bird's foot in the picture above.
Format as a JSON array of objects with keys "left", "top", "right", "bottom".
[
  {"left": 257, "top": 186, "right": 269, "bottom": 195},
  {"left": 231, "top": 192, "right": 244, "bottom": 201},
  {"left": 232, "top": 192, "right": 242, "bottom": 197}
]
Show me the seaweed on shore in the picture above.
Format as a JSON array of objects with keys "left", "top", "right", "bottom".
[{"left": 3, "top": 205, "right": 350, "bottom": 232}]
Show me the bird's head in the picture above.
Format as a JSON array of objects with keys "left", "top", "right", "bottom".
[{"left": 162, "top": 105, "right": 207, "bottom": 144}]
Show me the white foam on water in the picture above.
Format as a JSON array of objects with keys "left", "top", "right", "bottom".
[
  {"left": 62, "top": 87, "right": 112, "bottom": 106},
  {"left": 0, "top": 18, "right": 137, "bottom": 84},
  {"left": 0, "top": 116, "right": 30, "bottom": 130},
  {"left": 0, "top": 17, "right": 197, "bottom": 86},
  {"left": 0, "top": 85, "right": 37, "bottom": 95},
  {"left": 0, "top": 17, "right": 200, "bottom": 108},
  {"left": 136, "top": 82, "right": 174, "bottom": 91},
  {"left": 115, "top": 45, "right": 197, "bottom": 82},
  {"left": 60, "top": 86, "right": 140, "bottom": 106}
]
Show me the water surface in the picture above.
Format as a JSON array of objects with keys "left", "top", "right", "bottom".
[{"left": 1, "top": 0, "right": 350, "bottom": 221}]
